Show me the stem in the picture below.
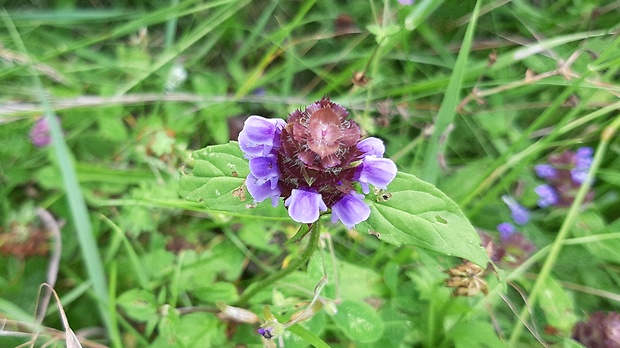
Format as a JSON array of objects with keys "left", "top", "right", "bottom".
[
  {"left": 235, "top": 221, "right": 321, "bottom": 307},
  {"left": 508, "top": 115, "right": 620, "bottom": 345}
]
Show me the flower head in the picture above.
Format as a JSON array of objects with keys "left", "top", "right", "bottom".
[
  {"left": 534, "top": 148, "right": 595, "bottom": 208},
  {"left": 30, "top": 117, "right": 56, "bottom": 147},
  {"left": 501, "top": 195, "right": 530, "bottom": 225},
  {"left": 572, "top": 311, "right": 620, "bottom": 348},
  {"left": 535, "top": 184, "right": 559, "bottom": 208},
  {"left": 239, "top": 97, "right": 397, "bottom": 227}
]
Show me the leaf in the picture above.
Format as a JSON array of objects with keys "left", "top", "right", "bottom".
[
  {"left": 450, "top": 321, "right": 507, "bottom": 348},
  {"left": 331, "top": 300, "right": 384, "bottom": 343},
  {"left": 179, "top": 142, "right": 288, "bottom": 218},
  {"left": 574, "top": 210, "right": 620, "bottom": 264},
  {"left": 357, "top": 172, "right": 489, "bottom": 267},
  {"left": 539, "top": 276, "right": 577, "bottom": 333},
  {"left": 117, "top": 289, "right": 159, "bottom": 322}
]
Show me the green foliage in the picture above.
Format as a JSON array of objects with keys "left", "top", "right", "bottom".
[{"left": 1, "top": 0, "right": 620, "bottom": 347}]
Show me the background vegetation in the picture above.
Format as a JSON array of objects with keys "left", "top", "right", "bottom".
[{"left": 1, "top": 0, "right": 619, "bottom": 347}]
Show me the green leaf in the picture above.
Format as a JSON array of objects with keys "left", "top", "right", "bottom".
[
  {"left": 574, "top": 210, "right": 620, "bottom": 264},
  {"left": 450, "top": 321, "right": 507, "bottom": 348},
  {"left": 539, "top": 276, "right": 577, "bottom": 333},
  {"left": 190, "top": 282, "right": 239, "bottom": 304},
  {"left": 117, "top": 289, "right": 159, "bottom": 322},
  {"left": 357, "top": 172, "right": 489, "bottom": 267},
  {"left": 179, "top": 142, "right": 288, "bottom": 218},
  {"left": 331, "top": 300, "right": 384, "bottom": 343}
]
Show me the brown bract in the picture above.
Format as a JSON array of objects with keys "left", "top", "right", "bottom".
[{"left": 277, "top": 97, "right": 363, "bottom": 207}]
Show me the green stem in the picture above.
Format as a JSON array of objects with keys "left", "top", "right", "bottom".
[
  {"left": 508, "top": 115, "right": 620, "bottom": 345},
  {"left": 235, "top": 221, "right": 321, "bottom": 307}
]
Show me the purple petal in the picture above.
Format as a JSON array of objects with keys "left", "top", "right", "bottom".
[
  {"left": 238, "top": 116, "right": 286, "bottom": 158},
  {"left": 575, "top": 147, "right": 593, "bottom": 166},
  {"left": 249, "top": 154, "right": 280, "bottom": 189},
  {"left": 30, "top": 117, "right": 52, "bottom": 147},
  {"left": 501, "top": 195, "right": 530, "bottom": 225},
  {"left": 398, "top": 0, "right": 415, "bottom": 5},
  {"left": 534, "top": 184, "right": 558, "bottom": 208},
  {"left": 246, "top": 174, "right": 281, "bottom": 207},
  {"left": 497, "top": 222, "right": 516, "bottom": 242},
  {"left": 355, "top": 156, "right": 397, "bottom": 194},
  {"left": 331, "top": 192, "right": 371, "bottom": 228},
  {"left": 357, "top": 137, "right": 385, "bottom": 157},
  {"left": 534, "top": 164, "right": 558, "bottom": 180},
  {"left": 284, "top": 188, "right": 327, "bottom": 223}
]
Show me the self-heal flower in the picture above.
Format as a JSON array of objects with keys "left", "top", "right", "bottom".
[
  {"left": 238, "top": 116, "right": 285, "bottom": 158},
  {"left": 30, "top": 117, "right": 54, "bottom": 147},
  {"left": 331, "top": 192, "right": 371, "bottom": 228},
  {"left": 497, "top": 222, "right": 516, "bottom": 241},
  {"left": 355, "top": 156, "right": 398, "bottom": 194},
  {"left": 534, "top": 164, "right": 558, "bottom": 180},
  {"left": 535, "top": 184, "right": 558, "bottom": 208},
  {"left": 285, "top": 189, "right": 327, "bottom": 224},
  {"left": 534, "top": 148, "right": 594, "bottom": 207},
  {"left": 571, "top": 147, "right": 593, "bottom": 184},
  {"left": 501, "top": 195, "right": 530, "bottom": 225},
  {"left": 238, "top": 97, "right": 397, "bottom": 227}
]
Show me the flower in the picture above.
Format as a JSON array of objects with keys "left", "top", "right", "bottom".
[
  {"left": 534, "top": 164, "right": 558, "bottom": 180},
  {"left": 331, "top": 192, "right": 371, "bottom": 228},
  {"left": 30, "top": 117, "right": 55, "bottom": 147},
  {"left": 571, "top": 147, "right": 593, "bottom": 184},
  {"left": 238, "top": 97, "right": 397, "bottom": 227},
  {"left": 284, "top": 188, "right": 327, "bottom": 224},
  {"left": 398, "top": 0, "right": 415, "bottom": 5},
  {"left": 501, "top": 195, "right": 530, "bottom": 225},
  {"left": 534, "top": 148, "right": 595, "bottom": 208},
  {"left": 238, "top": 116, "right": 286, "bottom": 158},
  {"left": 496, "top": 222, "right": 516, "bottom": 241},
  {"left": 572, "top": 311, "right": 620, "bottom": 348},
  {"left": 534, "top": 184, "right": 559, "bottom": 208}
]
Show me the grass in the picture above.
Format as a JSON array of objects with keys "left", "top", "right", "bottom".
[{"left": 1, "top": 0, "right": 619, "bottom": 347}]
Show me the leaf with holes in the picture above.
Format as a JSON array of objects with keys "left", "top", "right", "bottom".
[
  {"left": 357, "top": 172, "right": 489, "bottom": 267},
  {"left": 179, "top": 142, "right": 287, "bottom": 218}
]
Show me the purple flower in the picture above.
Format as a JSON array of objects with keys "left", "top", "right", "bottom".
[
  {"left": 357, "top": 137, "right": 385, "bottom": 157},
  {"left": 238, "top": 116, "right": 285, "bottom": 158},
  {"left": 239, "top": 97, "right": 397, "bottom": 227},
  {"left": 246, "top": 174, "right": 281, "bottom": 207},
  {"left": 331, "top": 192, "right": 371, "bottom": 228},
  {"left": 30, "top": 117, "right": 54, "bottom": 147},
  {"left": 355, "top": 156, "right": 398, "bottom": 194},
  {"left": 398, "top": 0, "right": 415, "bottom": 5},
  {"left": 258, "top": 327, "right": 273, "bottom": 339},
  {"left": 497, "top": 222, "right": 516, "bottom": 241},
  {"left": 249, "top": 154, "right": 280, "bottom": 189},
  {"left": 501, "top": 195, "right": 530, "bottom": 225},
  {"left": 284, "top": 188, "right": 327, "bottom": 224},
  {"left": 534, "top": 164, "right": 558, "bottom": 180},
  {"left": 570, "top": 147, "right": 593, "bottom": 184},
  {"left": 535, "top": 184, "right": 559, "bottom": 208}
]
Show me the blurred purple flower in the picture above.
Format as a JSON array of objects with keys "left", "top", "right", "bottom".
[
  {"left": 497, "top": 222, "right": 516, "bottom": 241},
  {"left": 572, "top": 311, "right": 620, "bottom": 348},
  {"left": 534, "top": 148, "right": 595, "bottom": 208},
  {"left": 571, "top": 147, "right": 593, "bottom": 184},
  {"left": 534, "top": 164, "right": 558, "bottom": 180},
  {"left": 398, "top": 0, "right": 415, "bottom": 5},
  {"left": 502, "top": 195, "right": 530, "bottom": 225},
  {"left": 238, "top": 97, "right": 397, "bottom": 227},
  {"left": 30, "top": 117, "right": 55, "bottom": 147},
  {"left": 535, "top": 184, "right": 559, "bottom": 208}
]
